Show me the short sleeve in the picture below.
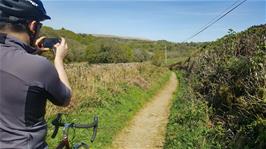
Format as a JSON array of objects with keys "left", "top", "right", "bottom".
[{"left": 40, "top": 59, "right": 71, "bottom": 106}]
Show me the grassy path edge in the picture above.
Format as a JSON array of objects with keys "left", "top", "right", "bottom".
[
  {"left": 112, "top": 73, "right": 177, "bottom": 148},
  {"left": 46, "top": 70, "right": 172, "bottom": 149},
  {"left": 163, "top": 71, "right": 212, "bottom": 149}
]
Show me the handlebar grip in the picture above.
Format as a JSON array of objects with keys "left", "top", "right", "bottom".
[
  {"left": 73, "top": 124, "right": 93, "bottom": 128},
  {"left": 51, "top": 113, "right": 63, "bottom": 138},
  {"left": 90, "top": 116, "right": 98, "bottom": 143},
  {"left": 51, "top": 125, "right": 59, "bottom": 138}
]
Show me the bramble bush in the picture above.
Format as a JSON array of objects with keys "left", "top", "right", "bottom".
[{"left": 190, "top": 24, "right": 266, "bottom": 148}]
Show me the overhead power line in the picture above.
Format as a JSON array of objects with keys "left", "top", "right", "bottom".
[
  {"left": 183, "top": 0, "right": 248, "bottom": 42},
  {"left": 195, "top": 0, "right": 241, "bottom": 34}
]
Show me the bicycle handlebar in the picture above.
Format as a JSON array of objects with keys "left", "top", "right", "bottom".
[{"left": 51, "top": 113, "right": 98, "bottom": 143}]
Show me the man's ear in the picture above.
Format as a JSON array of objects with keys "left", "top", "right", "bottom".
[{"left": 28, "top": 21, "right": 37, "bottom": 33}]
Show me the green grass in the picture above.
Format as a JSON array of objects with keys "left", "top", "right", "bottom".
[
  {"left": 46, "top": 70, "right": 171, "bottom": 149},
  {"left": 164, "top": 71, "right": 215, "bottom": 149},
  {"left": 165, "top": 57, "right": 188, "bottom": 66}
]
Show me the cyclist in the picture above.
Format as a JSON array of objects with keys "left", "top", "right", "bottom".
[{"left": 0, "top": 0, "right": 72, "bottom": 148}]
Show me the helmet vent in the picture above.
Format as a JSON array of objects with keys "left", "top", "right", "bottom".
[{"left": 2, "top": 1, "right": 13, "bottom": 8}]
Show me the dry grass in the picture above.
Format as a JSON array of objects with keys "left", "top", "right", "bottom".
[{"left": 46, "top": 62, "right": 167, "bottom": 117}]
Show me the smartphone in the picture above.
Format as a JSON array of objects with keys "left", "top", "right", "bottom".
[{"left": 42, "top": 38, "right": 61, "bottom": 49}]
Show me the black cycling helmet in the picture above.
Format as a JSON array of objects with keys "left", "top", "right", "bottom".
[{"left": 0, "top": 0, "right": 51, "bottom": 23}]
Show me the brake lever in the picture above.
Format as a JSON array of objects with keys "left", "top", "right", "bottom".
[
  {"left": 51, "top": 113, "right": 63, "bottom": 138},
  {"left": 90, "top": 116, "right": 98, "bottom": 143}
]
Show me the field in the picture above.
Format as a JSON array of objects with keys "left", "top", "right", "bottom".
[{"left": 45, "top": 62, "right": 171, "bottom": 148}]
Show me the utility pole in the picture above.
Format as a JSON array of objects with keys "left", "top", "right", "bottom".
[{"left": 164, "top": 45, "right": 168, "bottom": 64}]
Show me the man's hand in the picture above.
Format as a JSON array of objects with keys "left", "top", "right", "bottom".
[
  {"left": 35, "top": 36, "right": 50, "bottom": 54},
  {"left": 54, "top": 38, "right": 68, "bottom": 60}
]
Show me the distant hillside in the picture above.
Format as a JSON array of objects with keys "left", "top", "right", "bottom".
[
  {"left": 91, "top": 33, "right": 152, "bottom": 41},
  {"left": 41, "top": 26, "right": 202, "bottom": 64}
]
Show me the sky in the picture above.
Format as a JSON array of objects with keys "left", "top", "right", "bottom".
[{"left": 42, "top": 0, "right": 266, "bottom": 42}]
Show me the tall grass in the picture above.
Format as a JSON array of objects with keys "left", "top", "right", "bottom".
[{"left": 46, "top": 62, "right": 166, "bottom": 116}]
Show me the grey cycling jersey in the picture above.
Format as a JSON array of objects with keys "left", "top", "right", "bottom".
[{"left": 0, "top": 33, "right": 71, "bottom": 149}]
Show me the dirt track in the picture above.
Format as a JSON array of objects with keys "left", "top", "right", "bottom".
[{"left": 112, "top": 73, "right": 177, "bottom": 149}]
